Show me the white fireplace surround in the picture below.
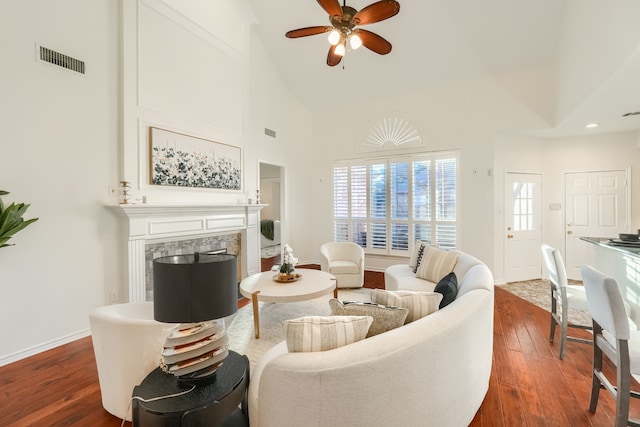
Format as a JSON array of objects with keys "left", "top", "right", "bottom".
[{"left": 110, "top": 203, "right": 264, "bottom": 302}]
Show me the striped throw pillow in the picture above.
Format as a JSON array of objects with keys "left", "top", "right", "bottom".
[
  {"left": 371, "top": 290, "right": 442, "bottom": 323},
  {"left": 282, "top": 316, "right": 373, "bottom": 353},
  {"left": 416, "top": 246, "right": 460, "bottom": 283}
]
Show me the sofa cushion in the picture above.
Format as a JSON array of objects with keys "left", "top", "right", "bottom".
[
  {"left": 416, "top": 246, "right": 460, "bottom": 283},
  {"left": 330, "top": 260, "right": 359, "bottom": 274},
  {"left": 282, "top": 315, "right": 373, "bottom": 352},
  {"left": 370, "top": 290, "right": 442, "bottom": 323},
  {"left": 434, "top": 272, "right": 458, "bottom": 308},
  {"left": 408, "top": 240, "right": 426, "bottom": 269},
  {"left": 329, "top": 299, "right": 409, "bottom": 337}
]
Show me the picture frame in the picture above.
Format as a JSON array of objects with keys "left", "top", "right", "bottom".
[{"left": 149, "top": 127, "right": 242, "bottom": 190}]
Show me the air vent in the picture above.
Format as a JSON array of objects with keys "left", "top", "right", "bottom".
[
  {"left": 264, "top": 128, "right": 276, "bottom": 138},
  {"left": 622, "top": 111, "right": 640, "bottom": 117},
  {"left": 38, "top": 46, "right": 85, "bottom": 74}
]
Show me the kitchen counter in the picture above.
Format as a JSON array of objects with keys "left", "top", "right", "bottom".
[
  {"left": 580, "top": 236, "right": 640, "bottom": 326},
  {"left": 580, "top": 236, "right": 640, "bottom": 258}
]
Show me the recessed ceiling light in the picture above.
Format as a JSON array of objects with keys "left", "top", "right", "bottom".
[{"left": 585, "top": 123, "right": 599, "bottom": 129}]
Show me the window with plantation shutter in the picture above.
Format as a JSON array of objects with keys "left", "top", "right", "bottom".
[
  {"left": 332, "top": 151, "right": 458, "bottom": 255},
  {"left": 333, "top": 166, "right": 349, "bottom": 241}
]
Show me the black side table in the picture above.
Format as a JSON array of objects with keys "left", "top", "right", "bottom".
[{"left": 132, "top": 350, "right": 249, "bottom": 427}]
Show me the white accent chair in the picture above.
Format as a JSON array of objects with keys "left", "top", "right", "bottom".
[
  {"left": 89, "top": 302, "right": 170, "bottom": 421},
  {"left": 541, "top": 244, "right": 591, "bottom": 359},
  {"left": 320, "top": 242, "right": 365, "bottom": 288},
  {"left": 581, "top": 265, "right": 640, "bottom": 427}
]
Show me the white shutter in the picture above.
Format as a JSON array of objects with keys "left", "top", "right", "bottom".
[
  {"left": 332, "top": 152, "right": 457, "bottom": 254},
  {"left": 369, "top": 162, "right": 386, "bottom": 250},
  {"left": 333, "top": 166, "right": 349, "bottom": 241},
  {"left": 435, "top": 156, "right": 457, "bottom": 248},
  {"left": 351, "top": 166, "right": 367, "bottom": 219}
]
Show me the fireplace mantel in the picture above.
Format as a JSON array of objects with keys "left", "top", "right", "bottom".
[{"left": 108, "top": 203, "right": 265, "bottom": 302}]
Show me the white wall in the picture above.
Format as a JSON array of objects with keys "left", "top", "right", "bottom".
[
  {"left": 0, "top": 0, "right": 314, "bottom": 365},
  {"left": 0, "top": 0, "right": 120, "bottom": 363},
  {"left": 247, "top": 29, "right": 316, "bottom": 263}
]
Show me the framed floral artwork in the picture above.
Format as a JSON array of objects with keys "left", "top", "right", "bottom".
[{"left": 149, "top": 127, "right": 242, "bottom": 190}]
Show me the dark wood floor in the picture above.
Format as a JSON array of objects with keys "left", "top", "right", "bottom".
[{"left": 2, "top": 270, "right": 639, "bottom": 426}]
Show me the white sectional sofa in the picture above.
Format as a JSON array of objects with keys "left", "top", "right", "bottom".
[{"left": 248, "top": 250, "right": 494, "bottom": 427}]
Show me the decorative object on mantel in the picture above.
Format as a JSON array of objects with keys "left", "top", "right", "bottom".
[
  {"left": 276, "top": 244, "right": 299, "bottom": 281},
  {"left": 119, "top": 181, "right": 131, "bottom": 204},
  {"left": 149, "top": 127, "right": 241, "bottom": 190},
  {"left": 255, "top": 189, "right": 262, "bottom": 204},
  {"left": 153, "top": 252, "right": 238, "bottom": 385},
  {"left": 285, "top": 0, "right": 400, "bottom": 67},
  {"left": 0, "top": 190, "right": 38, "bottom": 249}
]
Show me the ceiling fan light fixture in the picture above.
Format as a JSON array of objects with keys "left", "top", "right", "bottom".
[
  {"left": 350, "top": 34, "right": 362, "bottom": 49},
  {"left": 286, "top": 0, "right": 400, "bottom": 66},
  {"left": 328, "top": 29, "right": 341, "bottom": 45}
]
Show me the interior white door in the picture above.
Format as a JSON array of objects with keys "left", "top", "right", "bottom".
[
  {"left": 504, "top": 173, "right": 543, "bottom": 282},
  {"left": 564, "top": 170, "right": 628, "bottom": 280}
]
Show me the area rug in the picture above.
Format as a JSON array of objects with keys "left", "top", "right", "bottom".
[
  {"left": 498, "top": 279, "right": 591, "bottom": 325},
  {"left": 226, "top": 288, "right": 372, "bottom": 369}
]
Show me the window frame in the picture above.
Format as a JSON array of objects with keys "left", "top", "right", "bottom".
[{"left": 332, "top": 150, "right": 459, "bottom": 256}]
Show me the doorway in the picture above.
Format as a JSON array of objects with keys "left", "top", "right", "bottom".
[
  {"left": 504, "top": 172, "right": 543, "bottom": 282},
  {"left": 564, "top": 169, "right": 629, "bottom": 280},
  {"left": 259, "top": 162, "right": 285, "bottom": 272}
]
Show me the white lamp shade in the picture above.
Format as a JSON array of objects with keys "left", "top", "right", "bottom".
[
  {"left": 328, "top": 29, "right": 341, "bottom": 45},
  {"left": 335, "top": 42, "right": 346, "bottom": 56},
  {"left": 350, "top": 34, "right": 362, "bottom": 50}
]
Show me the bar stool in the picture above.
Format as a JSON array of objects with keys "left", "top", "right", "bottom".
[{"left": 541, "top": 244, "right": 591, "bottom": 359}]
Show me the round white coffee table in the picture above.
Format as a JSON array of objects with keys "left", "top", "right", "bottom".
[{"left": 239, "top": 268, "right": 337, "bottom": 338}]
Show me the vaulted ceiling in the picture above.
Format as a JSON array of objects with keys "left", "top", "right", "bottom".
[{"left": 247, "top": 0, "right": 640, "bottom": 137}]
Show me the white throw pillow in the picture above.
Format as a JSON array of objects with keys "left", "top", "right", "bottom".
[
  {"left": 415, "top": 246, "right": 460, "bottom": 283},
  {"left": 282, "top": 315, "right": 373, "bottom": 352},
  {"left": 371, "top": 290, "right": 442, "bottom": 323}
]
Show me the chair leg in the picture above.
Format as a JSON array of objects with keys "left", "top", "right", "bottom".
[
  {"left": 589, "top": 334, "right": 602, "bottom": 413},
  {"left": 558, "top": 299, "right": 569, "bottom": 360},
  {"left": 558, "top": 324, "right": 567, "bottom": 360},
  {"left": 615, "top": 340, "right": 632, "bottom": 427},
  {"left": 549, "top": 286, "right": 557, "bottom": 343}
]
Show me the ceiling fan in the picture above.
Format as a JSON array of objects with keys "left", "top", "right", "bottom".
[{"left": 285, "top": 0, "right": 400, "bottom": 67}]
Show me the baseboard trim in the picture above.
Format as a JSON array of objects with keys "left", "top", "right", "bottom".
[{"left": 0, "top": 329, "right": 91, "bottom": 367}]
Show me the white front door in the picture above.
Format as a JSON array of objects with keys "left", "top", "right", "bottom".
[
  {"left": 564, "top": 170, "right": 629, "bottom": 280},
  {"left": 504, "top": 173, "right": 543, "bottom": 282}
]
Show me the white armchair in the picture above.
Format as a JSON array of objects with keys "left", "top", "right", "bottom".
[
  {"left": 89, "top": 302, "right": 170, "bottom": 421},
  {"left": 320, "top": 241, "right": 365, "bottom": 288}
]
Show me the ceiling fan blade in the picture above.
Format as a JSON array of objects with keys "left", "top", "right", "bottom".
[
  {"left": 285, "top": 26, "right": 333, "bottom": 38},
  {"left": 355, "top": 29, "right": 392, "bottom": 55},
  {"left": 327, "top": 45, "right": 343, "bottom": 66},
  {"left": 317, "top": 0, "right": 343, "bottom": 18},
  {"left": 353, "top": 0, "right": 400, "bottom": 25}
]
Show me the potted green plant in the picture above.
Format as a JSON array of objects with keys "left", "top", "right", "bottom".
[{"left": 0, "top": 190, "right": 38, "bottom": 249}]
